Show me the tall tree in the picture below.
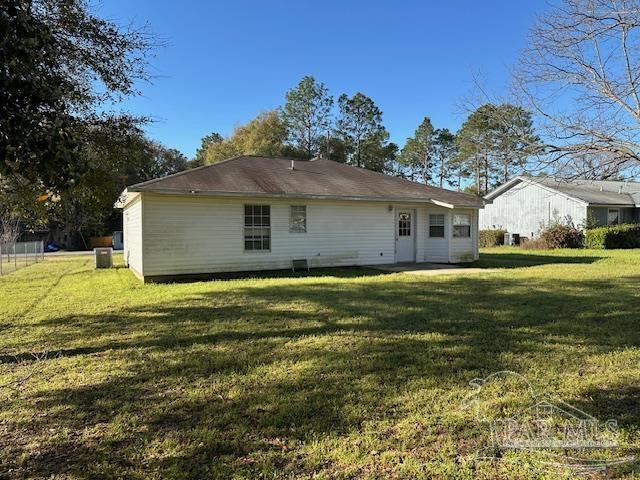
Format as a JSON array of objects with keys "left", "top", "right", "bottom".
[
  {"left": 1, "top": 0, "right": 155, "bottom": 193},
  {"left": 398, "top": 117, "right": 437, "bottom": 183},
  {"left": 281, "top": 76, "right": 333, "bottom": 159},
  {"left": 433, "top": 128, "right": 457, "bottom": 188},
  {"left": 514, "top": 0, "right": 640, "bottom": 176},
  {"left": 193, "top": 132, "right": 223, "bottom": 167},
  {"left": 456, "top": 104, "right": 537, "bottom": 194},
  {"left": 455, "top": 104, "right": 498, "bottom": 195},
  {"left": 336, "top": 92, "right": 390, "bottom": 169},
  {"left": 493, "top": 105, "right": 538, "bottom": 183},
  {"left": 318, "top": 135, "right": 348, "bottom": 163},
  {"left": 204, "top": 111, "right": 296, "bottom": 164}
]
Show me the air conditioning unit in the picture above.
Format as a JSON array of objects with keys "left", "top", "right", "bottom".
[
  {"left": 94, "top": 247, "right": 113, "bottom": 269},
  {"left": 503, "top": 233, "right": 521, "bottom": 246}
]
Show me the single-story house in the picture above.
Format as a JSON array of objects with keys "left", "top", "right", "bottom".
[
  {"left": 118, "top": 155, "right": 486, "bottom": 282},
  {"left": 480, "top": 176, "right": 640, "bottom": 237}
]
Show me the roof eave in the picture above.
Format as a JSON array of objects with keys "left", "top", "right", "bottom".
[
  {"left": 130, "top": 188, "right": 486, "bottom": 208},
  {"left": 484, "top": 176, "right": 525, "bottom": 200},
  {"left": 587, "top": 202, "right": 638, "bottom": 207}
]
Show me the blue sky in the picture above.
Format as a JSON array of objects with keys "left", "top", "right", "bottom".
[{"left": 99, "top": 1, "right": 548, "bottom": 158}]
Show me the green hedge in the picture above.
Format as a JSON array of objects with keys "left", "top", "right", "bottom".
[
  {"left": 585, "top": 224, "right": 640, "bottom": 249},
  {"left": 479, "top": 229, "right": 507, "bottom": 248}
]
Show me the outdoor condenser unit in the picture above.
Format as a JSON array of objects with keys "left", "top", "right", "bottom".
[
  {"left": 503, "top": 232, "right": 521, "bottom": 246},
  {"left": 94, "top": 247, "right": 113, "bottom": 269}
]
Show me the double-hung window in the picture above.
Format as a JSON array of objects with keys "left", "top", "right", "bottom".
[
  {"left": 453, "top": 214, "right": 471, "bottom": 238},
  {"left": 429, "top": 214, "right": 445, "bottom": 237},
  {"left": 607, "top": 208, "right": 620, "bottom": 225},
  {"left": 244, "top": 205, "right": 270, "bottom": 251},
  {"left": 289, "top": 205, "right": 307, "bottom": 233}
]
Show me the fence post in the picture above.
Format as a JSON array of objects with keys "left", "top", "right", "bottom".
[
  {"left": 0, "top": 243, "right": 3, "bottom": 275},
  {"left": 14, "top": 242, "right": 17, "bottom": 270},
  {"left": 41, "top": 240, "right": 45, "bottom": 261}
]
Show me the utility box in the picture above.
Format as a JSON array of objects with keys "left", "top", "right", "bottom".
[
  {"left": 503, "top": 232, "right": 521, "bottom": 246},
  {"left": 94, "top": 247, "right": 113, "bottom": 269}
]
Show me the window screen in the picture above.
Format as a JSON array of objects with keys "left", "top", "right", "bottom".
[
  {"left": 290, "top": 205, "right": 307, "bottom": 233},
  {"left": 244, "top": 205, "right": 271, "bottom": 250},
  {"left": 607, "top": 208, "right": 620, "bottom": 225},
  {"left": 453, "top": 213, "right": 471, "bottom": 238},
  {"left": 429, "top": 214, "right": 445, "bottom": 237}
]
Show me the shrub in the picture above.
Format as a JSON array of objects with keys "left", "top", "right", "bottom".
[
  {"left": 519, "top": 223, "right": 584, "bottom": 250},
  {"left": 519, "top": 237, "right": 550, "bottom": 250},
  {"left": 585, "top": 224, "right": 640, "bottom": 249},
  {"left": 479, "top": 229, "right": 507, "bottom": 248},
  {"left": 539, "top": 223, "right": 584, "bottom": 249}
]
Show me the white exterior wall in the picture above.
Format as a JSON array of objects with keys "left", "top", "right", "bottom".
[
  {"left": 123, "top": 193, "right": 143, "bottom": 276},
  {"left": 450, "top": 209, "right": 478, "bottom": 262},
  {"left": 421, "top": 206, "right": 450, "bottom": 263},
  {"left": 140, "top": 194, "right": 396, "bottom": 277},
  {"left": 480, "top": 181, "right": 587, "bottom": 237},
  {"left": 126, "top": 193, "right": 481, "bottom": 278}
]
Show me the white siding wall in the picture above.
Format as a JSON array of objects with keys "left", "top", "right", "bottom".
[
  {"left": 123, "top": 193, "right": 143, "bottom": 275},
  {"left": 480, "top": 181, "right": 587, "bottom": 237},
  {"left": 421, "top": 206, "right": 450, "bottom": 263},
  {"left": 140, "top": 194, "right": 398, "bottom": 276},
  {"left": 126, "top": 193, "right": 482, "bottom": 278},
  {"left": 450, "top": 209, "right": 477, "bottom": 263}
]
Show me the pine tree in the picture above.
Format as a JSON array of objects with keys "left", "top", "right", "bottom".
[{"left": 281, "top": 76, "right": 333, "bottom": 159}]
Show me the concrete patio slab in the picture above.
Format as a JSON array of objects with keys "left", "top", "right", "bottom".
[{"left": 374, "top": 263, "right": 493, "bottom": 276}]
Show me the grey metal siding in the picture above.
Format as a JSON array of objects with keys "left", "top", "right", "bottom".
[
  {"left": 480, "top": 181, "right": 587, "bottom": 237},
  {"left": 588, "top": 206, "right": 638, "bottom": 225}
]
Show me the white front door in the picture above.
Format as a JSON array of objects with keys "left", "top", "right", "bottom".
[{"left": 395, "top": 209, "right": 415, "bottom": 262}]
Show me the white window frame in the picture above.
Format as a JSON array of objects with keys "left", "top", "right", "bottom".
[
  {"left": 452, "top": 213, "right": 471, "bottom": 238},
  {"left": 607, "top": 208, "right": 620, "bottom": 225},
  {"left": 244, "top": 205, "right": 271, "bottom": 251},
  {"left": 289, "top": 205, "right": 307, "bottom": 233},
  {"left": 429, "top": 214, "right": 445, "bottom": 238}
]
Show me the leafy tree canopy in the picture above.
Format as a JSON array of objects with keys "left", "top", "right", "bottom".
[
  {"left": 281, "top": 76, "right": 333, "bottom": 159},
  {"left": 336, "top": 92, "right": 391, "bottom": 171},
  {"left": 1, "top": 0, "right": 155, "bottom": 193},
  {"left": 204, "top": 111, "right": 301, "bottom": 164},
  {"left": 193, "top": 132, "right": 223, "bottom": 167}
]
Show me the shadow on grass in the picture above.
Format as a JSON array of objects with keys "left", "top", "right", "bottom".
[
  {"left": 153, "top": 266, "right": 390, "bottom": 283},
  {"left": 2, "top": 270, "right": 640, "bottom": 477}
]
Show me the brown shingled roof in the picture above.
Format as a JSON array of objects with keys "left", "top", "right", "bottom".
[{"left": 128, "top": 155, "right": 486, "bottom": 208}]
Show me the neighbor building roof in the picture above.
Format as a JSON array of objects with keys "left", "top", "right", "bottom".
[
  {"left": 125, "top": 155, "right": 486, "bottom": 208},
  {"left": 486, "top": 175, "right": 640, "bottom": 206}
]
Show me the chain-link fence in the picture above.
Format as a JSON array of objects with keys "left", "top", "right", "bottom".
[{"left": 0, "top": 241, "right": 45, "bottom": 276}]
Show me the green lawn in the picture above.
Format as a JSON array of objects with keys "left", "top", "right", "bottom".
[{"left": 1, "top": 248, "right": 639, "bottom": 479}]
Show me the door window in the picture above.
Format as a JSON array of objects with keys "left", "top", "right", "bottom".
[{"left": 398, "top": 212, "right": 411, "bottom": 236}]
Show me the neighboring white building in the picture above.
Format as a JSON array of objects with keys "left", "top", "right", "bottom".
[
  {"left": 118, "top": 156, "right": 486, "bottom": 282},
  {"left": 481, "top": 176, "right": 640, "bottom": 238}
]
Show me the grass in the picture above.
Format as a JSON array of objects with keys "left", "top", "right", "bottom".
[{"left": 1, "top": 248, "right": 639, "bottom": 479}]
